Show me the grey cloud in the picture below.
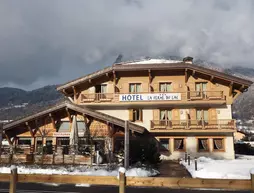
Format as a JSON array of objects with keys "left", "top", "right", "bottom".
[{"left": 0, "top": 0, "right": 254, "bottom": 89}]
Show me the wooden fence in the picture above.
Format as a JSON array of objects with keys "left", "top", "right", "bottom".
[{"left": 1, "top": 167, "right": 254, "bottom": 193}]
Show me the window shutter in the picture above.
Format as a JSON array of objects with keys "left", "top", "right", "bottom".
[
  {"left": 190, "top": 109, "right": 196, "bottom": 120},
  {"left": 173, "top": 83, "right": 178, "bottom": 91},
  {"left": 210, "top": 109, "right": 217, "bottom": 120},
  {"left": 123, "top": 83, "right": 129, "bottom": 93},
  {"left": 140, "top": 109, "right": 143, "bottom": 121},
  {"left": 129, "top": 109, "right": 133, "bottom": 121},
  {"left": 153, "top": 109, "right": 159, "bottom": 120}
]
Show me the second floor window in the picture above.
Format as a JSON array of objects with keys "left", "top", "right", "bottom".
[
  {"left": 195, "top": 82, "right": 207, "bottom": 93},
  {"left": 129, "top": 83, "right": 141, "bottom": 93},
  {"left": 196, "top": 109, "right": 209, "bottom": 121},
  {"left": 159, "top": 82, "right": 172, "bottom": 92},
  {"left": 95, "top": 84, "right": 107, "bottom": 93},
  {"left": 160, "top": 110, "right": 172, "bottom": 120},
  {"left": 129, "top": 109, "right": 143, "bottom": 122}
]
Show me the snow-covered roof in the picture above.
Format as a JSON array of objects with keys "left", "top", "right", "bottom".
[{"left": 124, "top": 59, "right": 182, "bottom": 65}]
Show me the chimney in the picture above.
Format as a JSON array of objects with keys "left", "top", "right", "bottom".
[{"left": 183, "top": 56, "right": 193, "bottom": 64}]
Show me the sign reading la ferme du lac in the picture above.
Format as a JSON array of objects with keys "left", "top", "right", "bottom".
[{"left": 119, "top": 93, "right": 181, "bottom": 102}]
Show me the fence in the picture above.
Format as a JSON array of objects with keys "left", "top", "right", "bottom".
[{"left": 1, "top": 166, "right": 254, "bottom": 193}]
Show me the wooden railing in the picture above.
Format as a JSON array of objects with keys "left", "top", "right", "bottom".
[
  {"left": 81, "top": 91, "right": 225, "bottom": 103},
  {"left": 150, "top": 119, "right": 236, "bottom": 130}
]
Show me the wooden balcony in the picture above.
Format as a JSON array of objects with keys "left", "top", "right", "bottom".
[
  {"left": 150, "top": 119, "right": 236, "bottom": 131},
  {"left": 80, "top": 91, "right": 225, "bottom": 104}
]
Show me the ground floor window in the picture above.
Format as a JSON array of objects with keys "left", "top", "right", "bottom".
[
  {"left": 197, "top": 138, "right": 209, "bottom": 152},
  {"left": 213, "top": 138, "right": 224, "bottom": 151},
  {"left": 159, "top": 139, "right": 169, "bottom": 151},
  {"left": 18, "top": 138, "right": 31, "bottom": 145},
  {"left": 174, "top": 138, "right": 185, "bottom": 151}
]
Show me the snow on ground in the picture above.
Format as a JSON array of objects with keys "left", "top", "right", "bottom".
[
  {"left": 181, "top": 155, "right": 254, "bottom": 179},
  {"left": 0, "top": 165, "right": 159, "bottom": 177},
  {"left": 125, "top": 59, "right": 182, "bottom": 65}
]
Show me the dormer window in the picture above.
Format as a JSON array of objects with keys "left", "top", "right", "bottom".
[{"left": 159, "top": 82, "right": 172, "bottom": 92}]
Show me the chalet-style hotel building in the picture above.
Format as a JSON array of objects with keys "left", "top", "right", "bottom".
[{"left": 1, "top": 57, "right": 253, "bottom": 163}]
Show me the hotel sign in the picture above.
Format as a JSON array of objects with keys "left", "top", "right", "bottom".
[
  {"left": 53, "top": 132, "right": 85, "bottom": 137},
  {"left": 119, "top": 93, "right": 181, "bottom": 102}
]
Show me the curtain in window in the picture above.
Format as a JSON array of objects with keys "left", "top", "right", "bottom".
[
  {"left": 195, "top": 83, "right": 201, "bottom": 91},
  {"left": 200, "top": 139, "right": 208, "bottom": 150},
  {"left": 167, "top": 110, "right": 172, "bottom": 120},
  {"left": 204, "top": 110, "right": 209, "bottom": 122},
  {"left": 174, "top": 139, "right": 183, "bottom": 150},
  {"left": 197, "top": 110, "right": 202, "bottom": 120},
  {"left": 160, "top": 84, "right": 165, "bottom": 92},
  {"left": 214, "top": 139, "right": 223, "bottom": 150},
  {"left": 101, "top": 85, "right": 107, "bottom": 93},
  {"left": 202, "top": 83, "right": 207, "bottom": 91},
  {"left": 160, "top": 110, "right": 166, "bottom": 120},
  {"left": 130, "top": 84, "right": 135, "bottom": 93},
  {"left": 136, "top": 84, "right": 141, "bottom": 92},
  {"left": 166, "top": 83, "right": 172, "bottom": 92}
]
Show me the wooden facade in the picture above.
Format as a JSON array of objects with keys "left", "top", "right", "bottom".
[{"left": 2, "top": 58, "right": 253, "bottom": 162}]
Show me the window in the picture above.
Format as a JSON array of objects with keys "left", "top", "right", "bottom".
[
  {"left": 160, "top": 139, "right": 169, "bottom": 150},
  {"left": 197, "top": 138, "right": 209, "bottom": 152},
  {"left": 213, "top": 138, "right": 224, "bottom": 151},
  {"left": 174, "top": 138, "right": 185, "bottom": 151},
  {"left": 160, "top": 110, "right": 172, "bottom": 120},
  {"left": 159, "top": 82, "right": 172, "bottom": 92},
  {"left": 95, "top": 84, "right": 107, "bottom": 93},
  {"left": 196, "top": 109, "right": 209, "bottom": 123},
  {"left": 129, "top": 83, "right": 141, "bottom": 93},
  {"left": 195, "top": 82, "right": 207, "bottom": 92},
  {"left": 132, "top": 109, "right": 142, "bottom": 122},
  {"left": 18, "top": 138, "right": 31, "bottom": 145}
]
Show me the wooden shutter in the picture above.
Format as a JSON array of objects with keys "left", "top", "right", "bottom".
[
  {"left": 129, "top": 109, "right": 133, "bottom": 121},
  {"left": 142, "top": 83, "right": 149, "bottom": 92},
  {"left": 153, "top": 109, "right": 159, "bottom": 120},
  {"left": 139, "top": 109, "right": 143, "bottom": 121},
  {"left": 173, "top": 83, "right": 178, "bottom": 91},
  {"left": 188, "top": 83, "right": 195, "bottom": 91},
  {"left": 123, "top": 83, "right": 129, "bottom": 93},
  {"left": 209, "top": 109, "right": 217, "bottom": 120},
  {"left": 172, "top": 109, "right": 180, "bottom": 120}
]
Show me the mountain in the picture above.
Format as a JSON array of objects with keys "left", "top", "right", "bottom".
[{"left": 0, "top": 85, "right": 63, "bottom": 121}]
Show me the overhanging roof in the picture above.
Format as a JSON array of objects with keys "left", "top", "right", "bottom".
[
  {"left": 3, "top": 101, "right": 145, "bottom": 134},
  {"left": 57, "top": 62, "right": 253, "bottom": 93}
]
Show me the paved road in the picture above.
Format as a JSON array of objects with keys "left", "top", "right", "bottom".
[{"left": 0, "top": 183, "right": 251, "bottom": 193}]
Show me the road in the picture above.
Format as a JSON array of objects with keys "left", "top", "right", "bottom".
[{"left": 0, "top": 183, "right": 251, "bottom": 193}]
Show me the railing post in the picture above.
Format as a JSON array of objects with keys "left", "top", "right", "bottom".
[
  {"left": 185, "top": 152, "right": 187, "bottom": 163},
  {"left": 195, "top": 157, "right": 197, "bottom": 171},
  {"left": 119, "top": 167, "right": 126, "bottom": 193},
  {"left": 10, "top": 165, "right": 17, "bottom": 193},
  {"left": 188, "top": 154, "right": 190, "bottom": 166},
  {"left": 251, "top": 171, "right": 254, "bottom": 193}
]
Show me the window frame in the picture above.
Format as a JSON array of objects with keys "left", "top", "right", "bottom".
[
  {"left": 132, "top": 109, "right": 143, "bottom": 122},
  {"left": 173, "top": 138, "right": 186, "bottom": 152},
  {"left": 159, "top": 138, "right": 170, "bottom": 151},
  {"left": 129, "top": 83, "right": 142, "bottom": 93},
  {"left": 212, "top": 138, "right": 225, "bottom": 152},
  {"left": 159, "top": 82, "right": 172, "bottom": 92},
  {"left": 197, "top": 138, "right": 210, "bottom": 152}
]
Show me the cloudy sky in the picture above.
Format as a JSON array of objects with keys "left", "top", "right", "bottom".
[{"left": 0, "top": 0, "right": 254, "bottom": 90}]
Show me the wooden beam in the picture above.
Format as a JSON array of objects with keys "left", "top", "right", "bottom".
[
  {"left": 49, "top": 113, "right": 57, "bottom": 131},
  {"left": 239, "top": 84, "right": 245, "bottom": 92},
  {"left": 192, "top": 70, "right": 196, "bottom": 76},
  {"left": 148, "top": 69, "right": 152, "bottom": 92},
  {"left": 72, "top": 86, "right": 77, "bottom": 102},
  {"left": 34, "top": 119, "right": 43, "bottom": 136},
  {"left": 62, "top": 89, "right": 68, "bottom": 95},
  {"left": 229, "top": 82, "right": 233, "bottom": 96},
  {"left": 113, "top": 70, "right": 116, "bottom": 93},
  {"left": 210, "top": 75, "right": 214, "bottom": 82},
  {"left": 124, "top": 120, "right": 129, "bottom": 169},
  {"left": 185, "top": 69, "right": 188, "bottom": 83},
  {"left": 89, "top": 79, "right": 92, "bottom": 83},
  {"left": 66, "top": 108, "right": 72, "bottom": 123},
  {"left": 4, "top": 133, "right": 13, "bottom": 146},
  {"left": 25, "top": 122, "right": 34, "bottom": 137}
]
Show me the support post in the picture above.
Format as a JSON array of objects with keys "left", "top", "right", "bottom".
[
  {"left": 251, "top": 172, "right": 254, "bottom": 193},
  {"left": 119, "top": 168, "right": 126, "bottom": 193},
  {"left": 0, "top": 123, "right": 3, "bottom": 156},
  {"left": 188, "top": 154, "right": 190, "bottom": 166},
  {"left": 124, "top": 121, "right": 129, "bottom": 169},
  {"left": 9, "top": 166, "right": 17, "bottom": 193},
  {"left": 195, "top": 157, "right": 197, "bottom": 171},
  {"left": 185, "top": 152, "right": 187, "bottom": 162}
]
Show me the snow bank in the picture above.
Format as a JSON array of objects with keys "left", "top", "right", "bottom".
[
  {"left": 181, "top": 156, "right": 254, "bottom": 179},
  {"left": 0, "top": 165, "right": 159, "bottom": 177},
  {"left": 125, "top": 59, "right": 182, "bottom": 65}
]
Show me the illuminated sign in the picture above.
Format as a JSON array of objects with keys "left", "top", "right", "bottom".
[{"left": 119, "top": 93, "right": 181, "bottom": 102}]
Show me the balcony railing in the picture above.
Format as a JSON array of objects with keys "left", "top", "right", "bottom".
[
  {"left": 80, "top": 91, "right": 225, "bottom": 103},
  {"left": 150, "top": 119, "right": 236, "bottom": 130}
]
